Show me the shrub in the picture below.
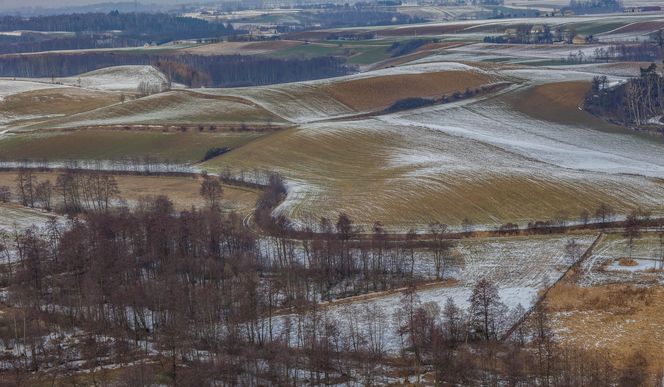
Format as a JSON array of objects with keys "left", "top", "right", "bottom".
[
  {"left": 385, "top": 97, "right": 435, "bottom": 113},
  {"left": 202, "top": 147, "right": 230, "bottom": 162},
  {"left": 389, "top": 38, "right": 438, "bottom": 57}
]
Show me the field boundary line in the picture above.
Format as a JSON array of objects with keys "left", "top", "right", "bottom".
[{"left": 500, "top": 232, "right": 605, "bottom": 341}]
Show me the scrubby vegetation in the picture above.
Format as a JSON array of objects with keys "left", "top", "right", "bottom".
[
  {"left": 384, "top": 97, "right": 436, "bottom": 113},
  {"left": 202, "top": 147, "right": 231, "bottom": 162}
]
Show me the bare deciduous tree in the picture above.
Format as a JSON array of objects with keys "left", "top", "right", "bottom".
[
  {"left": 200, "top": 176, "right": 223, "bottom": 208},
  {"left": 468, "top": 278, "right": 505, "bottom": 341},
  {"left": 623, "top": 210, "right": 641, "bottom": 259}
]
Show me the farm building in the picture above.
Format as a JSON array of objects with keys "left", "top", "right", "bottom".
[{"left": 572, "top": 35, "right": 587, "bottom": 45}]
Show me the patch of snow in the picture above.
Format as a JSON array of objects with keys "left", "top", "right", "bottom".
[{"left": 606, "top": 258, "right": 660, "bottom": 272}]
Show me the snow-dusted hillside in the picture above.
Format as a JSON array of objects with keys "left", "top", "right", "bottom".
[{"left": 55, "top": 65, "right": 170, "bottom": 91}]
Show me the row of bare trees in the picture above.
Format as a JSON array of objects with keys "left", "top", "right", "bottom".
[{"left": 10, "top": 169, "right": 120, "bottom": 213}]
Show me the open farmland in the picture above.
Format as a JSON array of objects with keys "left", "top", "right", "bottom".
[
  {"left": 0, "top": 130, "right": 264, "bottom": 163},
  {"left": 507, "top": 80, "right": 599, "bottom": 125},
  {"left": 204, "top": 114, "right": 664, "bottom": 230},
  {"left": 2, "top": 6, "right": 664, "bottom": 384},
  {"left": 1, "top": 87, "right": 119, "bottom": 133},
  {"left": 179, "top": 40, "right": 304, "bottom": 56},
  {"left": 202, "top": 60, "right": 664, "bottom": 230},
  {"left": 1, "top": 51, "right": 661, "bottom": 232},
  {"left": 579, "top": 234, "right": 664, "bottom": 287},
  {"left": 0, "top": 87, "right": 119, "bottom": 118},
  {"left": 322, "top": 70, "right": 492, "bottom": 111},
  {"left": 200, "top": 62, "right": 499, "bottom": 123},
  {"left": 24, "top": 90, "right": 287, "bottom": 130}
]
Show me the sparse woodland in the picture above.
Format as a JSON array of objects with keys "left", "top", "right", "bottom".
[
  {"left": 585, "top": 63, "right": 664, "bottom": 128},
  {"left": 0, "top": 168, "right": 659, "bottom": 385}
]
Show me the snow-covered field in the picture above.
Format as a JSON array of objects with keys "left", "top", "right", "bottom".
[
  {"left": 606, "top": 258, "right": 660, "bottom": 272},
  {"left": 1, "top": 52, "right": 661, "bottom": 232},
  {"left": 0, "top": 80, "right": 66, "bottom": 132},
  {"left": 271, "top": 234, "right": 597, "bottom": 353},
  {"left": 580, "top": 234, "right": 664, "bottom": 286},
  {"left": 39, "top": 91, "right": 280, "bottom": 128},
  {"left": 384, "top": 92, "right": 664, "bottom": 180},
  {"left": 0, "top": 79, "right": 63, "bottom": 101},
  {"left": 0, "top": 205, "right": 56, "bottom": 233},
  {"left": 447, "top": 43, "right": 606, "bottom": 62},
  {"left": 200, "top": 82, "right": 353, "bottom": 124},
  {"left": 54, "top": 65, "right": 171, "bottom": 91}
]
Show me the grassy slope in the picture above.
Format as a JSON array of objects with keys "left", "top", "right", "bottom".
[
  {"left": 509, "top": 81, "right": 598, "bottom": 125},
  {"left": 0, "top": 204, "right": 56, "bottom": 232},
  {"left": 323, "top": 70, "right": 494, "bottom": 111},
  {"left": 510, "top": 80, "right": 664, "bottom": 142},
  {"left": 202, "top": 121, "right": 660, "bottom": 230},
  {"left": 1, "top": 87, "right": 119, "bottom": 117},
  {"left": 25, "top": 90, "right": 287, "bottom": 130},
  {"left": 0, "top": 130, "right": 264, "bottom": 163}
]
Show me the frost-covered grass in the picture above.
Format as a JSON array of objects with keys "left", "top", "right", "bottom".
[
  {"left": 386, "top": 90, "right": 664, "bottom": 179},
  {"left": 606, "top": 258, "right": 660, "bottom": 272},
  {"left": 448, "top": 43, "right": 608, "bottom": 62},
  {"left": 0, "top": 205, "right": 56, "bottom": 233},
  {"left": 3, "top": 57, "right": 662, "bottom": 233},
  {"left": 200, "top": 58, "right": 663, "bottom": 229},
  {"left": 0, "top": 87, "right": 119, "bottom": 133}
]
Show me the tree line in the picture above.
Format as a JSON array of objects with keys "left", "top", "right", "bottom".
[
  {"left": 585, "top": 63, "right": 664, "bottom": 128},
  {"left": 6, "top": 168, "right": 119, "bottom": 213},
  {"left": 0, "top": 11, "right": 235, "bottom": 45},
  {"left": 283, "top": 8, "right": 424, "bottom": 30},
  {"left": 564, "top": 0, "right": 623, "bottom": 14},
  {"left": 0, "top": 51, "right": 354, "bottom": 87}
]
